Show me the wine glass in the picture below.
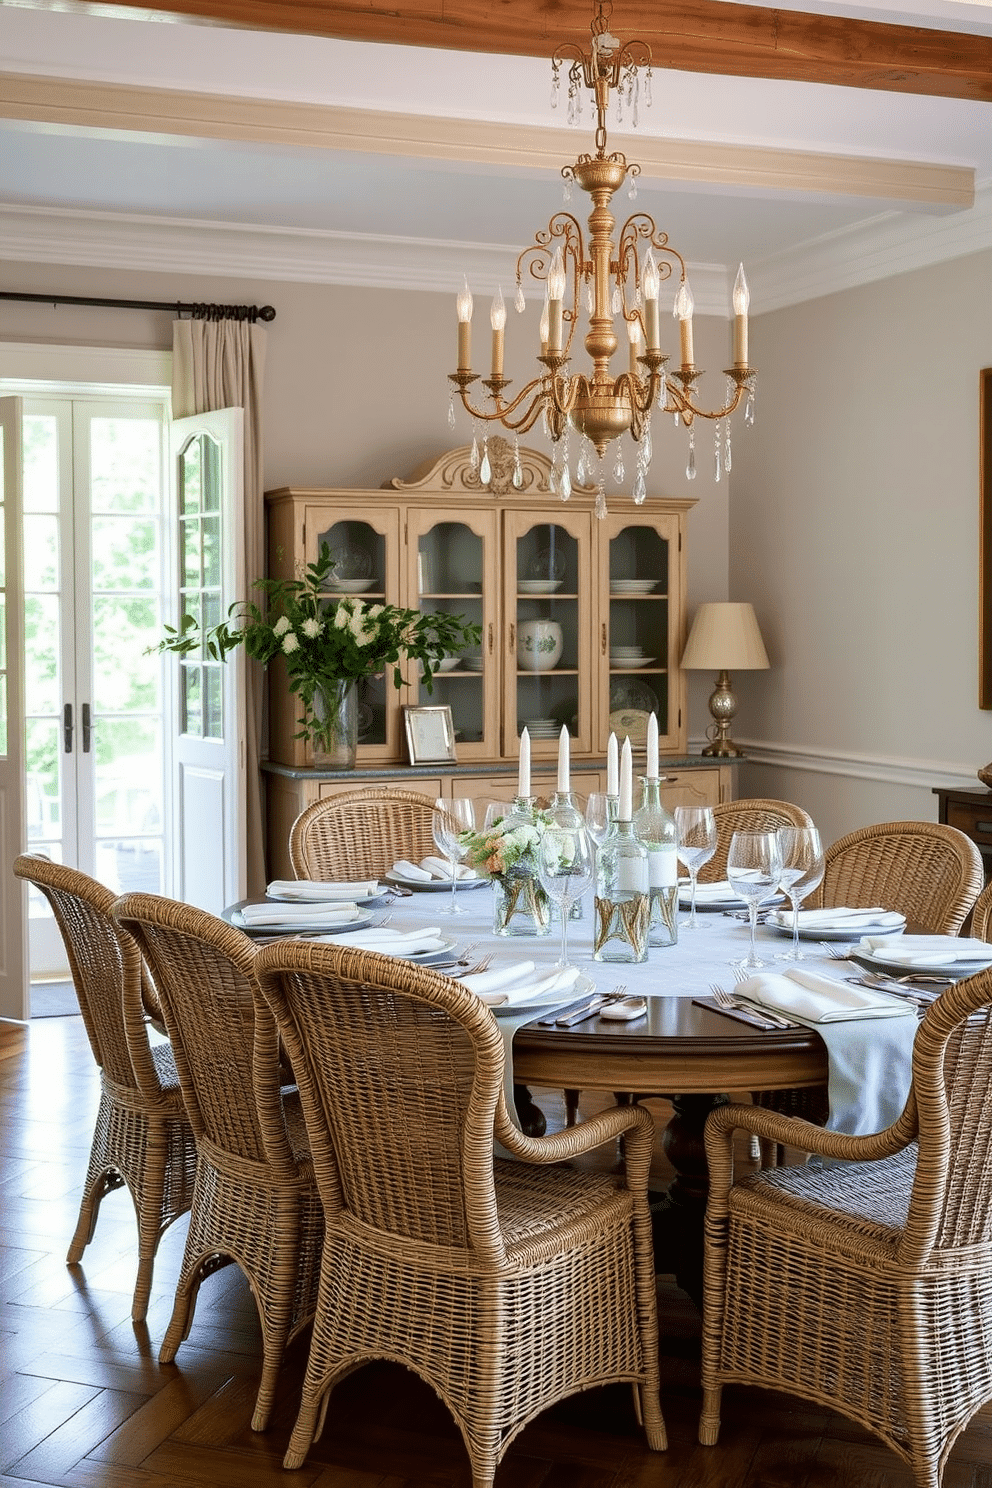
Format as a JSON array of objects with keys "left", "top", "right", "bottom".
[
  {"left": 775, "top": 825, "right": 825, "bottom": 961},
  {"left": 537, "top": 818, "right": 594, "bottom": 969},
  {"left": 584, "top": 792, "right": 617, "bottom": 851},
  {"left": 432, "top": 797, "right": 476, "bottom": 915},
  {"left": 674, "top": 806, "right": 717, "bottom": 929},
  {"left": 726, "top": 829, "right": 783, "bottom": 970}
]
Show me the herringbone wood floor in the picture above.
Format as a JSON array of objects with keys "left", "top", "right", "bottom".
[{"left": 3, "top": 1014, "right": 992, "bottom": 1488}]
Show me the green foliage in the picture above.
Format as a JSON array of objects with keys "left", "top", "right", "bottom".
[{"left": 153, "top": 544, "right": 481, "bottom": 749}]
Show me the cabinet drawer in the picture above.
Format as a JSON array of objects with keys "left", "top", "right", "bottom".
[{"left": 947, "top": 802, "right": 992, "bottom": 845}]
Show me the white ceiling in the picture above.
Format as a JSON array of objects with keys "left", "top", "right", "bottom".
[{"left": 0, "top": 0, "right": 990, "bottom": 313}]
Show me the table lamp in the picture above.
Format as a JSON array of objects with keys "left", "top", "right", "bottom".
[{"left": 680, "top": 602, "right": 770, "bottom": 758}]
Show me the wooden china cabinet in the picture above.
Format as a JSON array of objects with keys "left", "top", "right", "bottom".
[{"left": 263, "top": 440, "right": 731, "bottom": 876}]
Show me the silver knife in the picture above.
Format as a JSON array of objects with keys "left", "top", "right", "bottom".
[{"left": 554, "top": 995, "right": 608, "bottom": 1027}]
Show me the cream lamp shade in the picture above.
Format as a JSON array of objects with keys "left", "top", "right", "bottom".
[{"left": 680, "top": 602, "right": 769, "bottom": 758}]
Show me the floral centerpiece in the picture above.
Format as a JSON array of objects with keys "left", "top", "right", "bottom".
[
  {"left": 155, "top": 543, "right": 481, "bottom": 767},
  {"left": 459, "top": 804, "right": 553, "bottom": 936}
]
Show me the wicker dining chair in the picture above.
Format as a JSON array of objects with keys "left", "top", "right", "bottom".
[
  {"left": 288, "top": 787, "right": 439, "bottom": 880},
  {"left": 699, "top": 962, "right": 992, "bottom": 1488},
  {"left": 699, "top": 798, "right": 815, "bottom": 883},
  {"left": 113, "top": 893, "right": 323, "bottom": 1432},
  {"left": 12, "top": 855, "right": 196, "bottom": 1322},
  {"left": 252, "top": 939, "right": 667, "bottom": 1485},
  {"left": 809, "top": 819, "right": 984, "bottom": 932},
  {"left": 969, "top": 878, "right": 992, "bottom": 940}
]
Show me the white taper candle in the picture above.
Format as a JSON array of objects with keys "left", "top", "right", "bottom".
[
  {"left": 557, "top": 725, "right": 570, "bottom": 793},
  {"left": 646, "top": 712, "right": 659, "bottom": 779},
  {"left": 607, "top": 732, "right": 619, "bottom": 797},
  {"left": 619, "top": 737, "right": 633, "bottom": 821},
  {"left": 518, "top": 726, "right": 531, "bottom": 799}
]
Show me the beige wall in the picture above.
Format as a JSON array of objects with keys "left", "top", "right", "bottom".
[{"left": 731, "top": 248, "right": 992, "bottom": 843}]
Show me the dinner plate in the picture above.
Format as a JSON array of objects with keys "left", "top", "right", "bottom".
[
  {"left": 337, "top": 935, "right": 456, "bottom": 964},
  {"left": 854, "top": 947, "right": 992, "bottom": 979},
  {"left": 766, "top": 915, "right": 907, "bottom": 942},
  {"left": 324, "top": 578, "right": 376, "bottom": 593},
  {"left": 231, "top": 907, "right": 376, "bottom": 937},
  {"left": 489, "top": 971, "right": 595, "bottom": 1016},
  {"left": 610, "top": 580, "right": 657, "bottom": 593},
  {"left": 678, "top": 889, "right": 785, "bottom": 912},
  {"left": 610, "top": 656, "right": 656, "bottom": 668},
  {"left": 385, "top": 870, "right": 488, "bottom": 893},
  {"left": 518, "top": 579, "right": 563, "bottom": 594}
]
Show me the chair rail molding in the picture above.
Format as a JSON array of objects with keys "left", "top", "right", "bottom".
[{"left": 707, "top": 737, "right": 983, "bottom": 794}]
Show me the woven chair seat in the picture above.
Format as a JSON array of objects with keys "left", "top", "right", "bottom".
[
  {"left": 735, "top": 1144, "right": 917, "bottom": 1252},
  {"left": 493, "top": 1160, "right": 631, "bottom": 1250}
]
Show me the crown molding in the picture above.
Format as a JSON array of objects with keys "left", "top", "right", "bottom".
[
  {"left": 750, "top": 179, "right": 992, "bottom": 311},
  {"left": 0, "top": 185, "right": 989, "bottom": 310},
  {"left": 0, "top": 74, "right": 975, "bottom": 212},
  {"left": 728, "top": 737, "right": 981, "bottom": 793}
]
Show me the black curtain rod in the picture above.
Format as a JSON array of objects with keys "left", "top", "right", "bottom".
[{"left": 0, "top": 292, "right": 275, "bottom": 322}]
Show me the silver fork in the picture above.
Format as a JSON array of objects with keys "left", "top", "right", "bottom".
[
  {"left": 715, "top": 977, "right": 796, "bottom": 1028},
  {"left": 454, "top": 950, "right": 495, "bottom": 977},
  {"left": 819, "top": 942, "right": 853, "bottom": 961}
]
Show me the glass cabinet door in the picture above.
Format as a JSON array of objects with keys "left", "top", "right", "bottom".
[
  {"left": 308, "top": 505, "right": 401, "bottom": 763},
  {"left": 599, "top": 512, "right": 683, "bottom": 754},
  {"left": 502, "top": 510, "right": 593, "bottom": 759},
  {"left": 406, "top": 509, "right": 497, "bottom": 762}
]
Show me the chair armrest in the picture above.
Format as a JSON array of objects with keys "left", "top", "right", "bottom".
[
  {"left": 495, "top": 1100, "right": 656, "bottom": 1193},
  {"left": 703, "top": 1100, "right": 917, "bottom": 1215}
]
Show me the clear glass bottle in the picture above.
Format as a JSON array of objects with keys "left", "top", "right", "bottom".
[
  {"left": 633, "top": 775, "right": 678, "bottom": 948},
  {"left": 488, "top": 796, "right": 551, "bottom": 937},
  {"left": 548, "top": 789, "right": 585, "bottom": 920},
  {"left": 593, "top": 817, "right": 649, "bottom": 963}
]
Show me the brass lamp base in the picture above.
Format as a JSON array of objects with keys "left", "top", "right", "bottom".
[{"left": 700, "top": 669, "right": 746, "bottom": 758}]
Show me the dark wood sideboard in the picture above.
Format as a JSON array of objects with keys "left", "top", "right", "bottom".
[{"left": 933, "top": 786, "right": 992, "bottom": 881}]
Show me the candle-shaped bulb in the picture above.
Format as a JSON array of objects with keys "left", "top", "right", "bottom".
[
  {"left": 619, "top": 737, "right": 633, "bottom": 821},
  {"left": 490, "top": 285, "right": 506, "bottom": 332},
  {"left": 642, "top": 248, "right": 660, "bottom": 303},
  {"left": 732, "top": 262, "right": 749, "bottom": 316},
  {"left": 547, "top": 248, "right": 566, "bottom": 302},
  {"left": 627, "top": 317, "right": 642, "bottom": 375},
  {"left": 732, "top": 262, "right": 749, "bottom": 367},
  {"left": 674, "top": 278, "right": 694, "bottom": 322},
  {"left": 646, "top": 711, "right": 659, "bottom": 779},
  {"left": 607, "top": 732, "right": 619, "bottom": 797},
  {"left": 539, "top": 296, "right": 550, "bottom": 349},
  {"left": 456, "top": 276, "right": 473, "bottom": 371}
]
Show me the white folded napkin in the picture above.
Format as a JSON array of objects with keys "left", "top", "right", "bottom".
[
  {"left": 856, "top": 933, "right": 992, "bottom": 967},
  {"left": 737, "top": 969, "right": 910, "bottom": 1022},
  {"left": 462, "top": 962, "right": 582, "bottom": 1007},
  {"left": 319, "top": 926, "right": 447, "bottom": 956},
  {"left": 769, "top": 906, "right": 905, "bottom": 931},
  {"left": 237, "top": 901, "right": 362, "bottom": 928},
  {"left": 679, "top": 880, "right": 743, "bottom": 904},
  {"left": 391, "top": 859, "right": 433, "bottom": 881},
  {"left": 266, "top": 879, "right": 380, "bottom": 902},
  {"left": 419, "top": 856, "right": 478, "bottom": 881}
]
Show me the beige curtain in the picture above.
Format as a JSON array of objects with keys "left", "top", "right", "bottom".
[{"left": 172, "top": 316, "right": 267, "bottom": 894}]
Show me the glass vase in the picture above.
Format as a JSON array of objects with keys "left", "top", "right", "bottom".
[
  {"left": 311, "top": 678, "right": 358, "bottom": 769},
  {"left": 492, "top": 870, "right": 552, "bottom": 936}
]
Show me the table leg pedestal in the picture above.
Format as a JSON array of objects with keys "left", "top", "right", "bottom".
[{"left": 649, "top": 1092, "right": 729, "bottom": 1306}]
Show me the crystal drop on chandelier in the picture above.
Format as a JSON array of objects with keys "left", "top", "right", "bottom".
[
  {"left": 480, "top": 441, "right": 491, "bottom": 485},
  {"left": 713, "top": 422, "right": 722, "bottom": 483},
  {"left": 628, "top": 177, "right": 637, "bottom": 201},
  {"left": 513, "top": 437, "right": 524, "bottom": 488},
  {"left": 611, "top": 285, "right": 622, "bottom": 315},
  {"left": 447, "top": 394, "right": 456, "bottom": 430},
  {"left": 745, "top": 389, "right": 756, "bottom": 427},
  {"left": 563, "top": 177, "right": 573, "bottom": 204},
  {"left": 595, "top": 478, "right": 607, "bottom": 520},
  {"left": 686, "top": 429, "right": 696, "bottom": 481},
  {"left": 725, "top": 424, "right": 733, "bottom": 471},
  {"left": 576, "top": 449, "right": 588, "bottom": 485},
  {"left": 585, "top": 282, "right": 594, "bottom": 315},
  {"left": 613, "top": 450, "right": 625, "bottom": 483},
  {"left": 514, "top": 283, "right": 526, "bottom": 314},
  {"left": 561, "top": 462, "right": 572, "bottom": 500},
  {"left": 633, "top": 470, "right": 647, "bottom": 505},
  {"left": 470, "top": 434, "right": 480, "bottom": 473}
]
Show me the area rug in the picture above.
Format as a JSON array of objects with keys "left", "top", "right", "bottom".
[{"left": 31, "top": 981, "right": 80, "bottom": 1018}]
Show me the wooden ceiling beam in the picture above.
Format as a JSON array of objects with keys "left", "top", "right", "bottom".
[{"left": 102, "top": 0, "right": 992, "bottom": 103}]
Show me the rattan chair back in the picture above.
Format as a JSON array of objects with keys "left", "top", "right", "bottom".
[
  {"left": 289, "top": 787, "right": 440, "bottom": 880},
  {"left": 12, "top": 854, "right": 196, "bottom": 1321},
  {"left": 113, "top": 893, "right": 323, "bottom": 1430},
  {"left": 811, "top": 820, "right": 983, "bottom": 933},
  {"left": 253, "top": 938, "right": 667, "bottom": 1482},
  {"left": 700, "top": 798, "right": 815, "bottom": 883},
  {"left": 966, "top": 877, "right": 992, "bottom": 941}
]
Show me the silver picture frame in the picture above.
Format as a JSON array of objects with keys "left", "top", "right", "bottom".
[{"left": 403, "top": 704, "right": 457, "bottom": 764}]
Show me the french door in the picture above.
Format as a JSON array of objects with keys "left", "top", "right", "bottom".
[{"left": 22, "top": 397, "right": 170, "bottom": 975}]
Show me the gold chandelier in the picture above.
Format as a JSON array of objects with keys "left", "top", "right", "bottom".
[{"left": 448, "top": 0, "right": 756, "bottom": 517}]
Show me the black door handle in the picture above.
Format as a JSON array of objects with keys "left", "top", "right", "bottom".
[
  {"left": 63, "top": 703, "right": 73, "bottom": 753},
  {"left": 82, "top": 703, "right": 92, "bottom": 753}
]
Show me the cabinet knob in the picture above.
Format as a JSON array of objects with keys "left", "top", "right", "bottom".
[
  {"left": 508, "top": 623, "right": 515, "bottom": 651},
  {"left": 602, "top": 622, "right": 608, "bottom": 655},
  {"left": 488, "top": 622, "right": 494, "bottom": 654}
]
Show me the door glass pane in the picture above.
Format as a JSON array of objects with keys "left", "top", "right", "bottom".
[
  {"left": 417, "top": 521, "right": 484, "bottom": 744},
  {"left": 0, "top": 427, "right": 4, "bottom": 755},
  {"left": 515, "top": 523, "right": 578, "bottom": 743},
  {"left": 22, "top": 415, "right": 66, "bottom": 855},
  {"left": 316, "top": 519, "right": 386, "bottom": 747},
  {"left": 608, "top": 524, "right": 669, "bottom": 734},
  {"left": 178, "top": 433, "right": 223, "bottom": 740}
]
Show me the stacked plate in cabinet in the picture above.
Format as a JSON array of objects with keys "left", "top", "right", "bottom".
[
  {"left": 610, "top": 579, "right": 658, "bottom": 594},
  {"left": 610, "top": 646, "right": 655, "bottom": 669}
]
